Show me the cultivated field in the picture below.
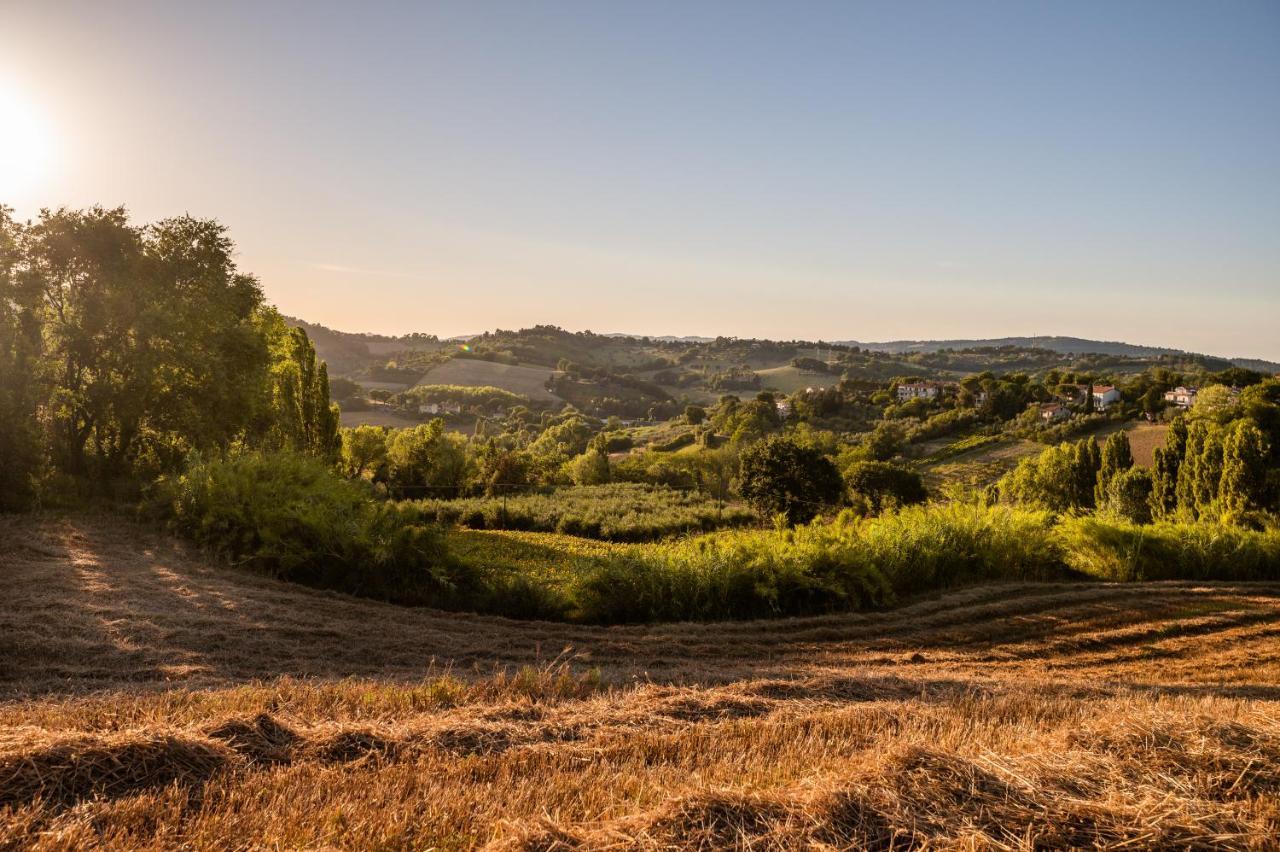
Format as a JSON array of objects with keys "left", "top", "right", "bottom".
[
  {"left": 919, "top": 436, "right": 1044, "bottom": 490},
  {"left": 2, "top": 513, "right": 1279, "bottom": 848},
  {"left": 417, "top": 359, "right": 559, "bottom": 401}
]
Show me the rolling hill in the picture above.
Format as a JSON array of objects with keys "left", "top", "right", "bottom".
[
  {"left": 3, "top": 513, "right": 1279, "bottom": 848},
  {"left": 841, "top": 335, "right": 1280, "bottom": 371}
]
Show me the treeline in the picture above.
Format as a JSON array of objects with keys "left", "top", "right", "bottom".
[
  {"left": 0, "top": 206, "right": 338, "bottom": 509},
  {"left": 997, "top": 382, "right": 1279, "bottom": 525}
]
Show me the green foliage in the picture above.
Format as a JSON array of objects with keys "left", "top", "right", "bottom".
[
  {"left": 340, "top": 425, "right": 389, "bottom": 479},
  {"left": 1058, "top": 516, "right": 1280, "bottom": 582},
  {"left": 571, "top": 503, "right": 1063, "bottom": 624},
  {"left": 1220, "top": 420, "right": 1269, "bottom": 516},
  {"left": 738, "top": 435, "right": 843, "bottom": 524},
  {"left": 385, "top": 420, "right": 470, "bottom": 497},
  {"left": 998, "top": 438, "right": 1098, "bottom": 513},
  {"left": 399, "top": 384, "right": 530, "bottom": 414},
  {"left": 843, "top": 461, "right": 927, "bottom": 515},
  {"left": 1103, "top": 467, "right": 1154, "bottom": 524},
  {"left": 1095, "top": 431, "right": 1134, "bottom": 506},
  {"left": 418, "top": 483, "right": 756, "bottom": 541},
  {"left": 158, "top": 452, "right": 461, "bottom": 603},
  {"left": 568, "top": 448, "right": 612, "bottom": 485}
]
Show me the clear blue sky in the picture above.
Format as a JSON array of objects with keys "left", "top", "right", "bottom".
[{"left": 3, "top": 1, "right": 1278, "bottom": 359}]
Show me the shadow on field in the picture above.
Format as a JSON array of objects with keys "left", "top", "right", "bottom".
[{"left": 3, "top": 514, "right": 1280, "bottom": 699}]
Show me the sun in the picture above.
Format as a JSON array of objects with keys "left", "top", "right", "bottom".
[{"left": 0, "top": 85, "right": 51, "bottom": 199}]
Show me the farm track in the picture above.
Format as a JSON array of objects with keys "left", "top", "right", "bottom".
[{"left": 2, "top": 513, "right": 1279, "bottom": 848}]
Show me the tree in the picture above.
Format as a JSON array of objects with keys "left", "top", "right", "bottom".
[
  {"left": 1095, "top": 431, "right": 1133, "bottom": 506},
  {"left": 340, "top": 425, "right": 388, "bottom": 480},
  {"left": 386, "top": 420, "right": 469, "bottom": 497},
  {"left": 1071, "top": 438, "right": 1101, "bottom": 509},
  {"left": 0, "top": 207, "right": 44, "bottom": 508},
  {"left": 1220, "top": 420, "right": 1269, "bottom": 516},
  {"left": 568, "top": 447, "right": 612, "bottom": 485},
  {"left": 683, "top": 404, "right": 706, "bottom": 425},
  {"left": 1149, "top": 418, "right": 1187, "bottom": 521},
  {"left": 844, "top": 461, "right": 928, "bottom": 515},
  {"left": 1104, "top": 468, "right": 1154, "bottom": 524},
  {"left": 261, "top": 315, "right": 341, "bottom": 462},
  {"left": 737, "top": 436, "right": 843, "bottom": 525}
]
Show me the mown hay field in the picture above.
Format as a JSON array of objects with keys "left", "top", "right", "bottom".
[{"left": 2, "top": 513, "right": 1279, "bottom": 849}]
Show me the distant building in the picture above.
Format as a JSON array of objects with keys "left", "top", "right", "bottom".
[
  {"left": 775, "top": 399, "right": 793, "bottom": 419},
  {"left": 1163, "top": 386, "right": 1198, "bottom": 409},
  {"left": 896, "top": 382, "right": 942, "bottom": 402},
  {"left": 1038, "top": 402, "right": 1071, "bottom": 423},
  {"left": 418, "top": 401, "right": 462, "bottom": 416},
  {"left": 1091, "top": 385, "right": 1121, "bottom": 410}
]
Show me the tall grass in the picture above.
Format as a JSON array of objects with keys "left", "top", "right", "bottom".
[
  {"left": 417, "top": 483, "right": 756, "bottom": 541},
  {"left": 1058, "top": 516, "right": 1280, "bottom": 582},
  {"left": 571, "top": 504, "right": 1062, "bottom": 623}
]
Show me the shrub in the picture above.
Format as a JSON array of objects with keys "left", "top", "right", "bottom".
[
  {"left": 157, "top": 453, "right": 463, "bottom": 604},
  {"left": 844, "top": 461, "right": 928, "bottom": 515}
]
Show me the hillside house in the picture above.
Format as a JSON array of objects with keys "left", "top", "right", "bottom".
[
  {"left": 1091, "top": 385, "right": 1121, "bottom": 410},
  {"left": 419, "top": 401, "right": 463, "bottom": 416},
  {"left": 1164, "top": 386, "right": 1197, "bottom": 408},
  {"left": 896, "top": 382, "right": 942, "bottom": 402},
  {"left": 775, "top": 399, "right": 793, "bottom": 419},
  {"left": 1038, "top": 402, "right": 1071, "bottom": 423}
]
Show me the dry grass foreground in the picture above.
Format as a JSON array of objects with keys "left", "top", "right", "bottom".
[{"left": 2, "top": 513, "right": 1280, "bottom": 849}]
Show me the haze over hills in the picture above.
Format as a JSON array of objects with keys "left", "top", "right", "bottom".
[
  {"left": 838, "top": 336, "right": 1280, "bottom": 373},
  {"left": 286, "top": 317, "right": 1280, "bottom": 375}
]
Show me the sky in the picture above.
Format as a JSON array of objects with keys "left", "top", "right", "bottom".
[{"left": 2, "top": 1, "right": 1278, "bottom": 359}]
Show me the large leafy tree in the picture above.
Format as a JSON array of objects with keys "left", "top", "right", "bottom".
[
  {"left": 0, "top": 207, "right": 45, "bottom": 508},
  {"left": 737, "top": 435, "right": 843, "bottom": 525}
]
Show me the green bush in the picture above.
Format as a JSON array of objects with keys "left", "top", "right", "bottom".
[
  {"left": 1058, "top": 516, "right": 1280, "bottom": 582},
  {"left": 158, "top": 452, "right": 464, "bottom": 604}
]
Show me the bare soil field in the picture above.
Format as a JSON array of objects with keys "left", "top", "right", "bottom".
[{"left": 2, "top": 513, "right": 1279, "bottom": 849}]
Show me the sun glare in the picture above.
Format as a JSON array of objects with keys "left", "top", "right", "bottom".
[{"left": 0, "top": 85, "right": 51, "bottom": 199}]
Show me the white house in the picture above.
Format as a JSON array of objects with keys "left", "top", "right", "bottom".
[
  {"left": 775, "top": 399, "right": 793, "bottom": 419},
  {"left": 1039, "top": 402, "right": 1071, "bottom": 423},
  {"left": 896, "top": 382, "right": 941, "bottom": 402},
  {"left": 1091, "top": 385, "right": 1121, "bottom": 410},
  {"left": 419, "top": 401, "right": 462, "bottom": 416},
  {"left": 1164, "top": 386, "right": 1198, "bottom": 409}
]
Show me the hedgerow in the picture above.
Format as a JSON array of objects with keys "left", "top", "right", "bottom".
[{"left": 415, "top": 483, "right": 756, "bottom": 541}]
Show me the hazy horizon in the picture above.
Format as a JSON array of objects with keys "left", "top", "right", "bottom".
[{"left": 4, "top": 1, "right": 1278, "bottom": 358}]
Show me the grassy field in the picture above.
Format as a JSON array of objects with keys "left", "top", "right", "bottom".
[
  {"left": 918, "top": 435, "right": 1044, "bottom": 491},
  {"left": 755, "top": 364, "right": 835, "bottom": 394},
  {"left": 1119, "top": 421, "right": 1169, "bottom": 467},
  {"left": 3, "top": 513, "right": 1279, "bottom": 848},
  {"left": 417, "top": 359, "right": 559, "bottom": 401}
]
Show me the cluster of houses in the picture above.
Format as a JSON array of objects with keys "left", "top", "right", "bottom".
[{"left": 1035, "top": 384, "right": 1121, "bottom": 423}]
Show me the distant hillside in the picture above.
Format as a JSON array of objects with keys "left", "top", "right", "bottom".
[{"left": 840, "top": 336, "right": 1280, "bottom": 372}]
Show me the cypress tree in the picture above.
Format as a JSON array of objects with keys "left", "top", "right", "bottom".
[
  {"left": 1095, "top": 431, "right": 1133, "bottom": 506},
  {"left": 1220, "top": 421, "right": 1268, "bottom": 516},
  {"left": 1072, "top": 437, "right": 1099, "bottom": 509},
  {"left": 1176, "top": 422, "right": 1209, "bottom": 522},
  {"left": 1149, "top": 446, "right": 1179, "bottom": 521},
  {"left": 1194, "top": 426, "right": 1224, "bottom": 519}
]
